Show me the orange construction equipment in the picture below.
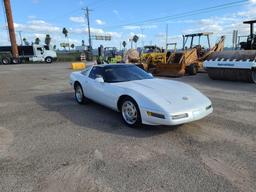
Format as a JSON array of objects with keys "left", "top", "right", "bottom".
[{"left": 151, "top": 33, "right": 225, "bottom": 77}]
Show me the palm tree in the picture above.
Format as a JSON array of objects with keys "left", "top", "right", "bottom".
[
  {"left": 82, "top": 40, "right": 85, "bottom": 46},
  {"left": 62, "top": 27, "right": 68, "bottom": 38},
  {"left": 34, "top": 37, "right": 40, "bottom": 45},
  {"left": 62, "top": 27, "right": 70, "bottom": 51},
  {"left": 45, "top": 34, "right": 51, "bottom": 46},
  {"left": 71, "top": 44, "right": 75, "bottom": 49}
]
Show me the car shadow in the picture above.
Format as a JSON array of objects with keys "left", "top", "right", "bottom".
[{"left": 35, "top": 92, "right": 180, "bottom": 138}]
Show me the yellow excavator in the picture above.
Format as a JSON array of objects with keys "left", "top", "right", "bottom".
[{"left": 152, "top": 33, "right": 225, "bottom": 77}]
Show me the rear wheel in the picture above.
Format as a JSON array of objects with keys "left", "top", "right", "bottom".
[
  {"left": 188, "top": 64, "right": 197, "bottom": 75},
  {"left": 121, "top": 97, "right": 142, "bottom": 127},
  {"left": 1, "top": 57, "right": 10, "bottom": 65},
  {"left": 12, "top": 58, "right": 20, "bottom": 64}
]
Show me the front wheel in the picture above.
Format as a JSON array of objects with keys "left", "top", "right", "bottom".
[
  {"left": 45, "top": 57, "right": 53, "bottom": 63},
  {"left": 188, "top": 64, "right": 197, "bottom": 75},
  {"left": 75, "top": 84, "right": 87, "bottom": 104},
  {"left": 121, "top": 98, "right": 142, "bottom": 127}
]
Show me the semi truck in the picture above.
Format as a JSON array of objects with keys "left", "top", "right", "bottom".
[{"left": 0, "top": 45, "right": 57, "bottom": 64}]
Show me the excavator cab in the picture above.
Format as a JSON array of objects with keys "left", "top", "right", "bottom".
[{"left": 182, "top": 32, "right": 213, "bottom": 58}]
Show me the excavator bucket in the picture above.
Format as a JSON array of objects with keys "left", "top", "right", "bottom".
[
  {"left": 152, "top": 52, "right": 185, "bottom": 77},
  {"left": 204, "top": 50, "right": 256, "bottom": 83},
  {"left": 153, "top": 63, "right": 186, "bottom": 77},
  {"left": 153, "top": 49, "right": 198, "bottom": 77}
]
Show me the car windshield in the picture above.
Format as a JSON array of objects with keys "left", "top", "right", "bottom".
[{"left": 102, "top": 65, "right": 153, "bottom": 83}]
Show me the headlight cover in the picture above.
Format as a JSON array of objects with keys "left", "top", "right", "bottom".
[{"left": 147, "top": 111, "right": 165, "bottom": 119}]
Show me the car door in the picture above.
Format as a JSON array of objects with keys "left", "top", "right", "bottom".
[{"left": 86, "top": 66, "right": 118, "bottom": 109}]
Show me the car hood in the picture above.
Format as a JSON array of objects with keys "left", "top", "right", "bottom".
[{"left": 113, "top": 78, "right": 211, "bottom": 113}]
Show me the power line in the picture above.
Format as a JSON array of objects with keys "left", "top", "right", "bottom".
[
  {"left": 90, "top": 0, "right": 113, "bottom": 9},
  {"left": 102, "top": 0, "right": 249, "bottom": 29},
  {"left": 47, "top": 7, "right": 82, "bottom": 23}
]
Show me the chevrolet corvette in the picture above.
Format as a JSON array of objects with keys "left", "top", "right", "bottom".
[{"left": 69, "top": 64, "right": 213, "bottom": 127}]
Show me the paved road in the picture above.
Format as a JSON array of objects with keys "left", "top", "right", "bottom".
[{"left": 0, "top": 63, "right": 255, "bottom": 192}]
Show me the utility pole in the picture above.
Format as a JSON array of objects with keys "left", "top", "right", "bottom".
[
  {"left": 82, "top": 7, "right": 92, "bottom": 60},
  {"left": 3, "top": 0, "right": 19, "bottom": 59}
]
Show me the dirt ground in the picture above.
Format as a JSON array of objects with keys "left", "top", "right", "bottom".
[{"left": 0, "top": 62, "right": 255, "bottom": 192}]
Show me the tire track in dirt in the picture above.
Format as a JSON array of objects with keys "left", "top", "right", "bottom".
[
  {"left": 40, "top": 163, "right": 113, "bottom": 192},
  {"left": 39, "top": 149, "right": 113, "bottom": 192},
  {"left": 202, "top": 155, "right": 256, "bottom": 192},
  {"left": 179, "top": 123, "right": 255, "bottom": 150},
  {"left": 0, "top": 127, "right": 14, "bottom": 159}
]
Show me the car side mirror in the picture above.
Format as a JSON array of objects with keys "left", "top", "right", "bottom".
[{"left": 95, "top": 77, "right": 104, "bottom": 83}]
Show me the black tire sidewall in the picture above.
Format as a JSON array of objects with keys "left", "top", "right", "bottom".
[
  {"left": 121, "top": 97, "right": 142, "bottom": 127},
  {"left": 188, "top": 64, "right": 197, "bottom": 75},
  {"left": 45, "top": 57, "right": 53, "bottom": 63},
  {"left": 12, "top": 58, "right": 20, "bottom": 64},
  {"left": 2, "top": 58, "right": 10, "bottom": 65},
  {"left": 75, "top": 84, "right": 85, "bottom": 104},
  {"left": 251, "top": 70, "right": 256, "bottom": 84}
]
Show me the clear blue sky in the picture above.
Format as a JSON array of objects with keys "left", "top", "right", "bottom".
[{"left": 0, "top": 0, "right": 256, "bottom": 49}]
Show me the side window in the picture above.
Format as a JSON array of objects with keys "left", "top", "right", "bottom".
[{"left": 89, "top": 67, "right": 103, "bottom": 79}]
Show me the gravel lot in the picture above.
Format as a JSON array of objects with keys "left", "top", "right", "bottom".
[{"left": 0, "top": 62, "right": 255, "bottom": 192}]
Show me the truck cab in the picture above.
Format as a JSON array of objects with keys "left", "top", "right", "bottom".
[{"left": 31, "top": 45, "right": 57, "bottom": 63}]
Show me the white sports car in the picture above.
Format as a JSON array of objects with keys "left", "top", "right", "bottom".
[{"left": 69, "top": 64, "right": 213, "bottom": 127}]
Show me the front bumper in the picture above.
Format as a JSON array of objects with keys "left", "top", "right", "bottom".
[{"left": 140, "top": 106, "right": 213, "bottom": 126}]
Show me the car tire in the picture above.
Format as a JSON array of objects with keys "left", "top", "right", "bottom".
[
  {"left": 1, "top": 57, "right": 10, "bottom": 65},
  {"left": 45, "top": 57, "right": 53, "bottom": 63},
  {"left": 188, "top": 64, "right": 197, "bottom": 75},
  {"left": 74, "top": 83, "right": 88, "bottom": 104},
  {"left": 121, "top": 97, "right": 142, "bottom": 127}
]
